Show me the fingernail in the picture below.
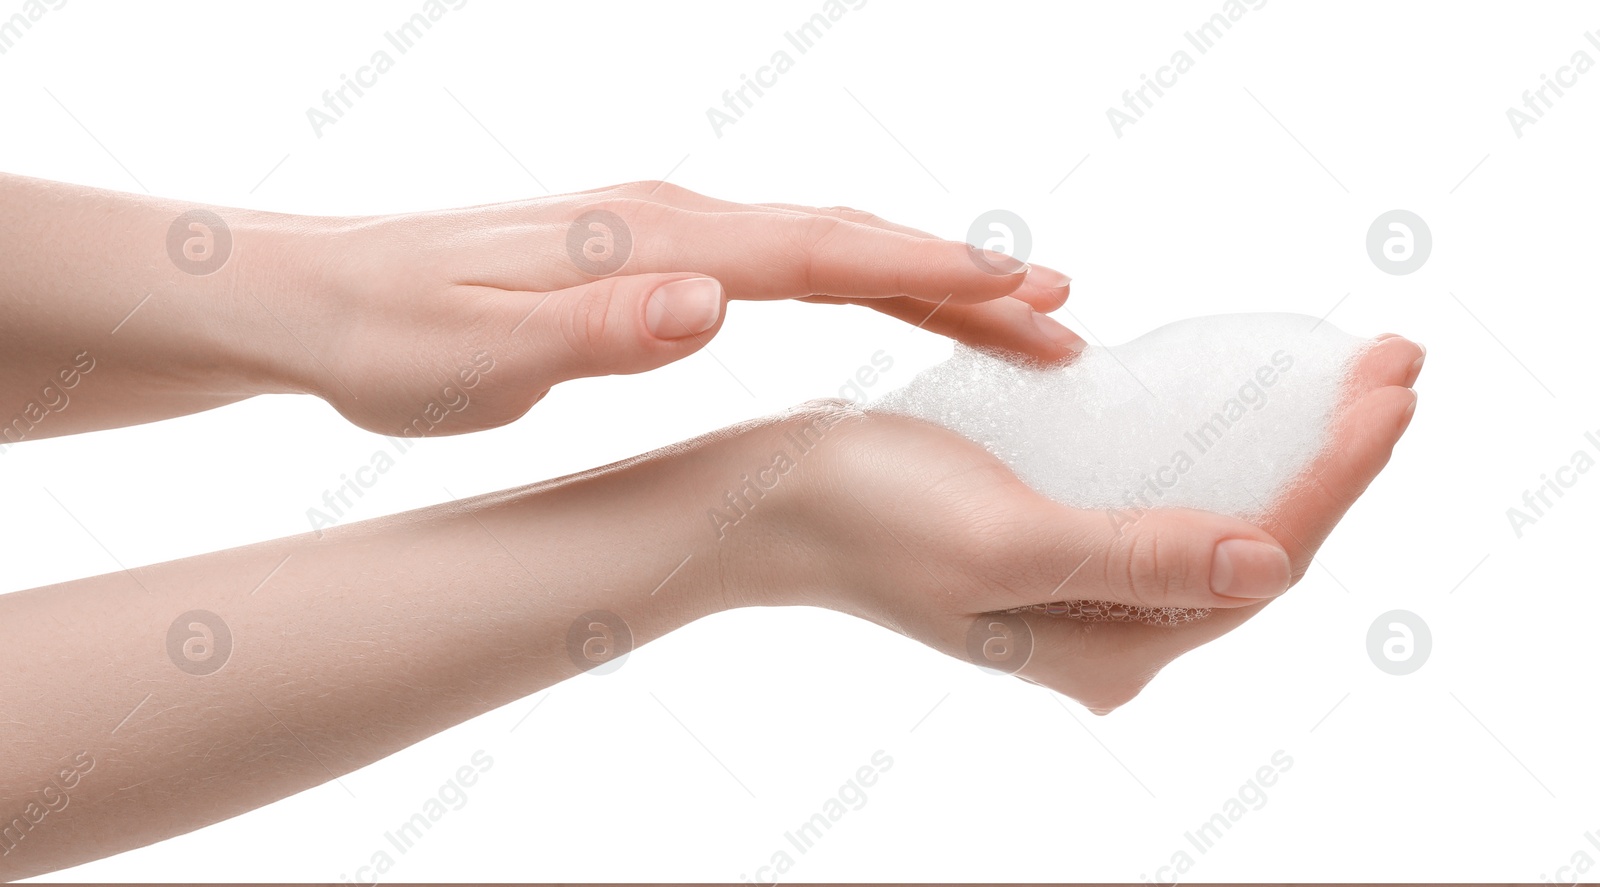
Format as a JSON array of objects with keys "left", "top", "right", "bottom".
[
  {"left": 1033, "top": 312, "right": 1086, "bottom": 352},
  {"left": 1398, "top": 391, "right": 1418, "bottom": 434},
  {"left": 1030, "top": 266, "right": 1072, "bottom": 294},
  {"left": 646, "top": 277, "right": 723, "bottom": 339},
  {"left": 1403, "top": 345, "right": 1426, "bottom": 387},
  {"left": 1210, "top": 539, "right": 1291, "bottom": 600},
  {"left": 968, "top": 244, "right": 1028, "bottom": 275}
]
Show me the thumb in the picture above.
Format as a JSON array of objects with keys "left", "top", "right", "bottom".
[
  {"left": 1015, "top": 501, "right": 1293, "bottom": 612},
  {"left": 519, "top": 273, "right": 725, "bottom": 381}
]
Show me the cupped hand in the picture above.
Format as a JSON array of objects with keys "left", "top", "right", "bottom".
[
  {"left": 292, "top": 182, "right": 1080, "bottom": 437},
  {"left": 760, "top": 334, "right": 1423, "bottom": 713}
]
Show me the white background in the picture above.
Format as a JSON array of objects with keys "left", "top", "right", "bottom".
[{"left": 2, "top": 0, "right": 1597, "bottom": 882}]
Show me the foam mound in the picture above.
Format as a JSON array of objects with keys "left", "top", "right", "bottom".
[{"left": 869, "top": 312, "right": 1369, "bottom": 625}]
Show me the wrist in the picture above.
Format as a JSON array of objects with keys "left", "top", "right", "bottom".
[
  {"left": 496, "top": 405, "right": 856, "bottom": 624},
  {"left": 218, "top": 211, "right": 361, "bottom": 398},
  {"left": 701, "top": 402, "right": 869, "bottom": 613}
]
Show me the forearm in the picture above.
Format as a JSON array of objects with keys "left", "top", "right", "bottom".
[
  {"left": 0, "top": 173, "right": 334, "bottom": 441},
  {"left": 0, "top": 414, "right": 809, "bottom": 877}
]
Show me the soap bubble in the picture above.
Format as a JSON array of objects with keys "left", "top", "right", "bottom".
[{"left": 1004, "top": 600, "right": 1211, "bottom": 626}]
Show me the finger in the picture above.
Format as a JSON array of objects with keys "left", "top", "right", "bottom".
[
  {"left": 760, "top": 202, "right": 1073, "bottom": 312},
  {"left": 1006, "top": 336, "right": 1426, "bottom": 712},
  {"left": 486, "top": 273, "right": 726, "bottom": 384},
  {"left": 1020, "top": 385, "right": 1421, "bottom": 711},
  {"left": 801, "top": 295, "right": 1084, "bottom": 363},
  {"left": 756, "top": 201, "right": 943, "bottom": 239},
  {"left": 1353, "top": 334, "right": 1426, "bottom": 391},
  {"left": 986, "top": 498, "right": 1294, "bottom": 614},
  {"left": 499, "top": 200, "right": 1033, "bottom": 304},
  {"left": 466, "top": 199, "right": 1042, "bottom": 308},
  {"left": 1256, "top": 336, "right": 1422, "bottom": 575},
  {"left": 1265, "top": 383, "right": 1417, "bottom": 576},
  {"left": 629, "top": 206, "right": 1036, "bottom": 305}
]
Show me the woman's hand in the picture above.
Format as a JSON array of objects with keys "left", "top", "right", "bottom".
[
  {"left": 297, "top": 180, "right": 1081, "bottom": 436},
  {"left": 739, "top": 334, "right": 1424, "bottom": 713},
  {"left": 0, "top": 330, "right": 1417, "bottom": 876},
  {"left": 0, "top": 174, "right": 1079, "bottom": 441}
]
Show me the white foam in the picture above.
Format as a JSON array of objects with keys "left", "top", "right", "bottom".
[{"left": 869, "top": 312, "right": 1369, "bottom": 623}]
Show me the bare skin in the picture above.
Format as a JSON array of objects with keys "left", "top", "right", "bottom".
[
  {"left": 0, "top": 334, "right": 1419, "bottom": 876},
  {"left": 0, "top": 173, "right": 1082, "bottom": 443},
  {"left": 0, "top": 173, "right": 1424, "bottom": 877}
]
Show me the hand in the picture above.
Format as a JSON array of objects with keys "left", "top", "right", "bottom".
[
  {"left": 284, "top": 181, "right": 1082, "bottom": 437},
  {"left": 0, "top": 174, "right": 1077, "bottom": 441},
  {"left": 744, "top": 334, "right": 1424, "bottom": 713}
]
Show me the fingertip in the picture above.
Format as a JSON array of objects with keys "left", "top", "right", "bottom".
[
  {"left": 644, "top": 275, "right": 724, "bottom": 340},
  {"left": 936, "top": 243, "right": 1032, "bottom": 303},
  {"left": 1317, "top": 384, "right": 1417, "bottom": 504},
  {"left": 1359, "top": 384, "right": 1418, "bottom": 438},
  {"left": 531, "top": 272, "right": 731, "bottom": 381},
  {"left": 1357, "top": 335, "right": 1425, "bottom": 390},
  {"left": 1403, "top": 343, "right": 1427, "bottom": 388},
  {"left": 1029, "top": 266, "right": 1072, "bottom": 291},
  {"left": 1015, "top": 266, "right": 1073, "bottom": 311},
  {"left": 1209, "top": 538, "right": 1292, "bottom": 603},
  {"left": 1396, "top": 386, "right": 1419, "bottom": 435},
  {"left": 966, "top": 244, "right": 1029, "bottom": 276},
  {"left": 1031, "top": 312, "right": 1088, "bottom": 358}
]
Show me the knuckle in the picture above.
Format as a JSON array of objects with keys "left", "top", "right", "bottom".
[
  {"left": 558, "top": 282, "right": 618, "bottom": 358},
  {"left": 614, "top": 179, "right": 662, "bottom": 195},
  {"left": 792, "top": 214, "right": 846, "bottom": 292},
  {"left": 798, "top": 213, "right": 846, "bottom": 250},
  {"left": 579, "top": 197, "right": 675, "bottom": 247},
  {"left": 1311, "top": 462, "right": 1361, "bottom": 508},
  {"left": 1110, "top": 529, "right": 1193, "bottom": 607},
  {"left": 823, "top": 205, "right": 881, "bottom": 225},
  {"left": 582, "top": 196, "right": 650, "bottom": 221},
  {"left": 614, "top": 179, "right": 692, "bottom": 202},
  {"left": 966, "top": 523, "right": 1048, "bottom": 601}
]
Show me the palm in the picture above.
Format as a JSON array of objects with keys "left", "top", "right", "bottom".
[
  {"left": 809, "top": 334, "right": 1422, "bottom": 713},
  {"left": 1011, "top": 334, "right": 1422, "bottom": 709}
]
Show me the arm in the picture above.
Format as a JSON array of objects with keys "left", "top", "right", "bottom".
[
  {"left": 0, "top": 173, "right": 1082, "bottom": 445},
  {"left": 0, "top": 173, "right": 327, "bottom": 439},
  {"left": 0, "top": 410, "right": 806, "bottom": 878},
  {"left": 0, "top": 335, "right": 1420, "bottom": 878}
]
